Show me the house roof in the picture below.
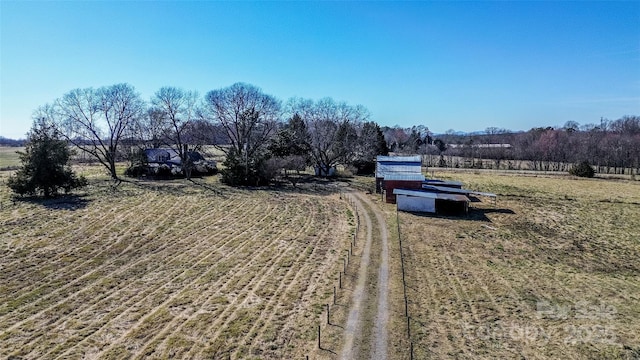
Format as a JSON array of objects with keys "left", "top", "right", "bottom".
[
  {"left": 393, "top": 188, "right": 469, "bottom": 202},
  {"left": 144, "top": 148, "right": 170, "bottom": 156}
]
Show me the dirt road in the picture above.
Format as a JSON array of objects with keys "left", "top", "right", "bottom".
[{"left": 340, "top": 192, "right": 390, "bottom": 360}]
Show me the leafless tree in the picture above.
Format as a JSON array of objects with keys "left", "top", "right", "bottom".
[
  {"left": 149, "top": 87, "right": 200, "bottom": 179},
  {"left": 44, "top": 83, "right": 145, "bottom": 181},
  {"left": 288, "top": 97, "right": 369, "bottom": 175},
  {"left": 202, "top": 83, "right": 281, "bottom": 182}
]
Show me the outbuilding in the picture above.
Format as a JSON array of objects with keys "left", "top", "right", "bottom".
[
  {"left": 375, "top": 155, "right": 422, "bottom": 193},
  {"left": 383, "top": 173, "right": 425, "bottom": 204},
  {"left": 393, "top": 188, "right": 470, "bottom": 215}
]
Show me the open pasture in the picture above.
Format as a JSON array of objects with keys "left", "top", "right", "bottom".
[
  {"left": 393, "top": 172, "right": 640, "bottom": 359},
  {"left": 0, "top": 146, "right": 23, "bottom": 169},
  {"left": 0, "top": 175, "right": 353, "bottom": 359}
]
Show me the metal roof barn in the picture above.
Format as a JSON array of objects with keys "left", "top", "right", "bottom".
[
  {"left": 375, "top": 155, "right": 423, "bottom": 193},
  {"left": 375, "top": 155, "right": 422, "bottom": 178},
  {"left": 383, "top": 174, "right": 425, "bottom": 204}
]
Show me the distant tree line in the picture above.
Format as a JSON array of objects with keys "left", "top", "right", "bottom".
[
  {"left": 28, "top": 82, "right": 388, "bottom": 186},
  {"left": 0, "top": 136, "right": 26, "bottom": 147},
  {"left": 383, "top": 117, "right": 640, "bottom": 175}
]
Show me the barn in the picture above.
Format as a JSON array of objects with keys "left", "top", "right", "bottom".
[
  {"left": 383, "top": 173, "right": 425, "bottom": 204},
  {"left": 393, "top": 189, "right": 470, "bottom": 215},
  {"left": 375, "top": 155, "right": 422, "bottom": 193}
]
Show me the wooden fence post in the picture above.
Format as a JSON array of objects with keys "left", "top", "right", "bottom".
[{"left": 326, "top": 304, "right": 330, "bottom": 325}]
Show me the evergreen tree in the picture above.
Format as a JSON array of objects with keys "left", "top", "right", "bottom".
[
  {"left": 352, "top": 121, "right": 389, "bottom": 174},
  {"left": 7, "top": 120, "right": 87, "bottom": 197}
]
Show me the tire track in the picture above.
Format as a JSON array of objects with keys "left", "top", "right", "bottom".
[
  {"left": 340, "top": 193, "right": 374, "bottom": 359},
  {"left": 0, "top": 193, "right": 180, "bottom": 334},
  {"left": 53, "top": 195, "right": 274, "bottom": 359},
  {"left": 132, "top": 198, "right": 317, "bottom": 358},
  {"left": 17, "top": 194, "right": 247, "bottom": 358},
  {"left": 241, "top": 199, "right": 335, "bottom": 356},
  {"left": 91, "top": 194, "right": 290, "bottom": 358}
]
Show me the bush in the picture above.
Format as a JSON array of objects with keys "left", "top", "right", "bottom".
[
  {"left": 351, "top": 160, "right": 375, "bottom": 175},
  {"left": 8, "top": 121, "right": 87, "bottom": 197},
  {"left": 124, "top": 164, "right": 147, "bottom": 178},
  {"left": 569, "top": 161, "right": 595, "bottom": 178},
  {"left": 221, "top": 150, "right": 273, "bottom": 186}
]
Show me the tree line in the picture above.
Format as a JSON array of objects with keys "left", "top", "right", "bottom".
[
  {"left": 28, "top": 82, "right": 389, "bottom": 186},
  {"left": 380, "top": 117, "right": 640, "bottom": 175}
]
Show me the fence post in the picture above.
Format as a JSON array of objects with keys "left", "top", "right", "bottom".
[
  {"left": 327, "top": 304, "right": 330, "bottom": 325},
  {"left": 339, "top": 272, "right": 342, "bottom": 289},
  {"left": 410, "top": 341, "right": 414, "bottom": 360},
  {"left": 333, "top": 286, "right": 336, "bottom": 305},
  {"left": 318, "top": 325, "right": 321, "bottom": 349},
  {"left": 398, "top": 205, "right": 409, "bottom": 318}
]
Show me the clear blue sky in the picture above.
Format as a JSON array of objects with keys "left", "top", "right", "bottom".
[{"left": 1, "top": 1, "right": 639, "bottom": 139}]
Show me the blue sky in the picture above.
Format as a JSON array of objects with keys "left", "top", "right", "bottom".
[{"left": 1, "top": 1, "right": 639, "bottom": 139}]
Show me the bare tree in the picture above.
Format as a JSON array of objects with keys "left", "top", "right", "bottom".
[
  {"left": 202, "top": 83, "right": 281, "bottom": 184},
  {"left": 45, "top": 83, "right": 145, "bottom": 181},
  {"left": 149, "top": 87, "right": 200, "bottom": 179},
  {"left": 288, "top": 97, "right": 369, "bottom": 176}
]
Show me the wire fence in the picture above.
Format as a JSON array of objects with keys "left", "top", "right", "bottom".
[{"left": 313, "top": 191, "right": 360, "bottom": 356}]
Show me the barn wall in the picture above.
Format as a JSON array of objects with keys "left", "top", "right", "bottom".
[
  {"left": 397, "top": 195, "right": 436, "bottom": 213},
  {"left": 384, "top": 180, "right": 424, "bottom": 203}
]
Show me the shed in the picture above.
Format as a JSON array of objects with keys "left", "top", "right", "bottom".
[
  {"left": 375, "top": 155, "right": 422, "bottom": 193},
  {"left": 394, "top": 189, "right": 469, "bottom": 215},
  {"left": 383, "top": 173, "right": 425, "bottom": 204}
]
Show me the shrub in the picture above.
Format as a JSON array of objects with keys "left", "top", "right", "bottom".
[
  {"left": 8, "top": 121, "right": 87, "bottom": 197},
  {"left": 569, "top": 161, "right": 595, "bottom": 178},
  {"left": 221, "top": 149, "right": 273, "bottom": 186}
]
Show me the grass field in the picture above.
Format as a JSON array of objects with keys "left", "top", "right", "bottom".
[
  {"left": 0, "top": 146, "right": 23, "bottom": 169},
  {"left": 1, "top": 161, "right": 639, "bottom": 359},
  {"left": 0, "top": 171, "right": 355, "bottom": 359},
  {"left": 388, "top": 171, "right": 640, "bottom": 359}
]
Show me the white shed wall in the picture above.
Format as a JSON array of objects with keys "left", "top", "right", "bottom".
[{"left": 397, "top": 195, "right": 436, "bottom": 213}]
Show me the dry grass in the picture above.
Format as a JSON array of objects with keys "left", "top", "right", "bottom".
[
  {"left": 0, "top": 146, "right": 23, "bottom": 169},
  {"left": 0, "top": 168, "right": 355, "bottom": 359},
  {"left": 389, "top": 171, "right": 640, "bottom": 359}
]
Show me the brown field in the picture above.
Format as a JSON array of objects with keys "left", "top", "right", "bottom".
[
  {"left": 385, "top": 171, "right": 640, "bottom": 359},
  {"left": 2, "top": 161, "right": 639, "bottom": 359},
  {"left": 0, "top": 170, "right": 356, "bottom": 359}
]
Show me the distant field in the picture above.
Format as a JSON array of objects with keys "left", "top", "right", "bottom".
[
  {"left": 0, "top": 174, "right": 354, "bottom": 359},
  {"left": 0, "top": 146, "right": 23, "bottom": 169},
  {"left": 387, "top": 171, "right": 640, "bottom": 358}
]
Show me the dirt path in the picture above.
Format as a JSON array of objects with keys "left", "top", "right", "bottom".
[{"left": 340, "top": 192, "right": 390, "bottom": 360}]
